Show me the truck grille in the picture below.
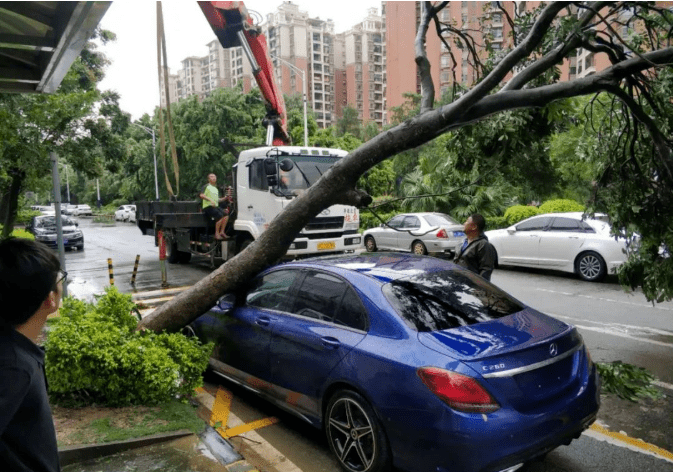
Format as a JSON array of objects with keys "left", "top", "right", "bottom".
[{"left": 304, "top": 216, "right": 344, "bottom": 231}]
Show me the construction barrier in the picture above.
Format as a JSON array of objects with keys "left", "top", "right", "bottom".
[{"left": 131, "top": 254, "right": 140, "bottom": 285}]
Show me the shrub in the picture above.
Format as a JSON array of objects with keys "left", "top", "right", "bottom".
[
  {"left": 538, "top": 199, "right": 585, "bottom": 214},
  {"left": 16, "top": 209, "right": 41, "bottom": 225},
  {"left": 45, "top": 287, "right": 213, "bottom": 407},
  {"left": 486, "top": 216, "right": 508, "bottom": 230},
  {"left": 503, "top": 205, "right": 542, "bottom": 225}
]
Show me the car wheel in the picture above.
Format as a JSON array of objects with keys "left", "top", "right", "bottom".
[
  {"left": 575, "top": 251, "right": 606, "bottom": 282},
  {"left": 76, "top": 245, "right": 84, "bottom": 251},
  {"left": 178, "top": 251, "right": 192, "bottom": 263},
  {"left": 364, "top": 236, "right": 377, "bottom": 252},
  {"left": 325, "top": 390, "right": 390, "bottom": 472},
  {"left": 411, "top": 240, "right": 427, "bottom": 255}
]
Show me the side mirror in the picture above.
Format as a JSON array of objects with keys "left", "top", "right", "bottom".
[
  {"left": 218, "top": 293, "right": 237, "bottom": 311},
  {"left": 264, "top": 157, "right": 278, "bottom": 187},
  {"left": 279, "top": 158, "right": 294, "bottom": 172},
  {"left": 507, "top": 228, "right": 516, "bottom": 235}
]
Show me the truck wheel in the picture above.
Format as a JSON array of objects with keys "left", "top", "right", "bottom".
[
  {"left": 178, "top": 251, "right": 192, "bottom": 263},
  {"left": 167, "top": 240, "right": 180, "bottom": 264}
]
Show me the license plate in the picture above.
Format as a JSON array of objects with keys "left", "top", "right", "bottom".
[
  {"left": 317, "top": 241, "right": 336, "bottom": 250},
  {"left": 63, "top": 240, "right": 69, "bottom": 244}
]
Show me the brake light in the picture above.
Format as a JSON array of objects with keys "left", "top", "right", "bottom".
[
  {"left": 436, "top": 229, "right": 448, "bottom": 238},
  {"left": 417, "top": 367, "right": 500, "bottom": 413}
]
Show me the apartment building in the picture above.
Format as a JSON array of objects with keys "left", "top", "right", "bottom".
[
  {"left": 336, "top": 7, "right": 386, "bottom": 127},
  {"left": 159, "top": 67, "right": 179, "bottom": 109},
  {"left": 265, "top": 1, "right": 337, "bottom": 128}
]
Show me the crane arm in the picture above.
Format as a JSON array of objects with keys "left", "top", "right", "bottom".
[{"left": 199, "top": 1, "right": 291, "bottom": 146}]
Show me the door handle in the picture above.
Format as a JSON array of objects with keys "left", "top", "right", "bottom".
[
  {"left": 247, "top": 205, "right": 254, "bottom": 210},
  {"left": 255, "top": 317, "right": 270, "bottom": 327},
  {"left": 321, "top": 337, "right": 341, "bottom": 349}
]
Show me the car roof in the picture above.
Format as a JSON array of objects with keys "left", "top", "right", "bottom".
[
  {"left": 530, "top": 212, "right": 607, "bottom": 220},
  {"left": 278, "top": 252, "right": 457, "bottom": 284}
]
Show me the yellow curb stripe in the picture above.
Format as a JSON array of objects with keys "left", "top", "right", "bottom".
[
  {"left": 211, "top": 387, "right": 232, "bottom": 428},
  {"left": 220, "top": 417, "right": 280, "bottom": 439},
  {"left": 589, "top": 423, "right": 673, "bottom": 462}
]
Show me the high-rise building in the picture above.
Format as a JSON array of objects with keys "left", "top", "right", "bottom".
[
  {"left": 337, "top": 7, "right": 386, "bottom": 127},
  {"left": 265, "top": 1, "right": 337, "bottom": 129}
]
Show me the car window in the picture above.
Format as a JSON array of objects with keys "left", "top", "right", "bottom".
[
  {"left": 579, "top": 221, "right": 595, "bottom": 233},
  {"left": 248, "top": 159, "right": 269, "bottom": 191},
  {"left": 292, "top": 271, "right": 347, "bottom": 322},
  {"left": 425, "top": 214, "right": 458, "bottom": 226},
  {"left": 515, "top": 216, "right": 552, "bottom": 232},
  {"left": 246, "top": 269, "right": 300, "bottom": 312},
  {"left": 549, "top": 217, "right": 582, "bottom": 232},
  {"left": 402, "top": 216, "right": 420, "bottom": 229},
  {"left": 334, "top": 286, "right": 368, "bottom": 331},
  {"left": 117, "top": 206, "right": 124, "bottom": 211},
  {"left": 387, "top": 216, "right": 405, "bottom": 229},
  {"left": 382, "top": 269, "right": 525, "bottom": 332}
]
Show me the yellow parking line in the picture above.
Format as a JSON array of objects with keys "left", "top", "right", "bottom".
[
  {"left": 589, "top": 423, "right": 673, "bottom": 461},
  {"left": 220, "top": 417, "right": 280, "bottom": 439},
  {"left": 211, "top": 387, "right": 232, "bottom": 428}
]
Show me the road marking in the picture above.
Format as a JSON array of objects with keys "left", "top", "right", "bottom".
[
  {"left": 207, "top": 386, "right": 280, "bottom": 438},
  {"left": 585, "top": 424, "right": 673, "bottom": 464},
  {"left": 535, "top": 288, "right": 673, "bottom": 311},
  {"left": 195, "top": 386, "right": 301, "bottom": 472},
  {"left": 653, "top": 380, "right": 673, "bottom": 391}
]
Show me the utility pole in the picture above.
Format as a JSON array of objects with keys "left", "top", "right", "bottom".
[{"left": 133, "top": 123, "right": 160, "bottom": 200}]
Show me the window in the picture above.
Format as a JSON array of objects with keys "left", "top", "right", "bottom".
[
  {"left": 248, "top": 159, "right": 269, "bottom": 191},
  {"left": 246, "top": 270, "right": 300, "bottom": 312},
  {"left": 516, "top": 216, "right": 552, "bottom": 231},
  {"left": 402, "top": 216, "right": 421, "bottom": 229},
  {"left": 549, "top": 217, "right": 582, "bottom": 232},
  {"left": 387, "top": 215, "right": 405, "bottom": 229},
  {"left": 293, "top": 271, "right": 347, "bottom": 322}
]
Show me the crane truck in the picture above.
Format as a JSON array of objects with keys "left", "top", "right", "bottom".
[{"left": 136, "top": 1, "right": 361, "bottom": 265}]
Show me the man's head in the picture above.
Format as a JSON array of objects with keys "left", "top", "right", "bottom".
[
  {"left": 464, "top": 213, "right": 487, "bottom": 237},
  {"left": 208, "top": 173, "right": 217, "bottom": 185},
  {"left": 0, "top": 238, "right": 61, "bottom": 328}
]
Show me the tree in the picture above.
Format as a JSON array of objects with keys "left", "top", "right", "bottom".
[
  {"left": 0, "top": 28, "right": 128, "bottom": 235},
  {"left": 139, "top": 2, "right": 673, "bottom": 332}
]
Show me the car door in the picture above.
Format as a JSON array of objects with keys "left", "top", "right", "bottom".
[
  {"left": 396, "top": 215, "right": 421, "bottom": 251},
  {"left": 269, "top": 269, "right": 367, "bottom": 416},
  {"left": 498, "top": 216, "right": 552, "bottom": 266},
  {"left": 378, "top": 215, "right": 405, "bottom": 250},
  {"left": 537, "top": 217, "right": 590, "bottom": 268},
  {"left": 208, "top": 269, "right": 303, "bottom": 383}
]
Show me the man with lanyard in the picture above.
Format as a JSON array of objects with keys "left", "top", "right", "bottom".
[
  {"left": 454, "top": 213, "right": 497, "bottom": 281},
  {"left": 199, "top": 173, "right": 228, "bottom": 240}
]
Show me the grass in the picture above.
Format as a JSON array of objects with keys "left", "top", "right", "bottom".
[{"left": 53, "top": 400, "right": 206, "bottom": 447}]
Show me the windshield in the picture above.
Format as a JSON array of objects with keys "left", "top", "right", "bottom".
[
  {"left": 382, "top": 269, "right": 525, "bottom": 332},
  {"left": 279, "top": 155, "right": 341, "bottom": 193},
  {"left": 36, "top": 217, "right": 76, "bottom": 228}
]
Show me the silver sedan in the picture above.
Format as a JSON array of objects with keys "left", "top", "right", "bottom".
[{"left": 363, "top": 212, "right": 465, "bottom": 256}]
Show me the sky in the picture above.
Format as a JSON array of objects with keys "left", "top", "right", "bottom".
[{"left": 97, "top": 0, "right": 381, "bottom": 121}]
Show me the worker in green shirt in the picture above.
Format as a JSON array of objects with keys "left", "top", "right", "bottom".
[{"left": 199, "top": 173, "right": 228, "bottom": 240}]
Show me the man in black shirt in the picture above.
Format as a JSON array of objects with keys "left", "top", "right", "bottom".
[
  {"left": 0, "top": 238, "right": 63, "bottom": 472},
  {"left": 454, "top": 213, "right": 497, "bottom": 281}
]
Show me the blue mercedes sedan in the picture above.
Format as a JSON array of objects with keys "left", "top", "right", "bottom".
[{"left": 188, "top": 253, "right": 600, "bottom": 472}]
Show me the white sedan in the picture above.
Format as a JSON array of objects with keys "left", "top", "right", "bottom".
[
  {"left": 114, "top": 204, "right": 136, "bottom": 222},
  {"left": 485, "top": 212, "right": 631, "bottom": 282}
]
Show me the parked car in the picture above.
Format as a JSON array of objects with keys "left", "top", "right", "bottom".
[
  {"left": 187, "top": 253, "right": 599, "bottom": 472},
  {"left": 114, "top": 204, "right": 136, "bottom": 222},
  {"left": 67, "top": 204, "right": 93, "bottom": 216},
  {"left": 363, "top": 212, "right": 465, "bottom": 257},
  {"left": 486, "top": 212, "right": 631, "bottom": 281},
  {"left": 26, "top": 215, "right": 84, "bottom": 250}
]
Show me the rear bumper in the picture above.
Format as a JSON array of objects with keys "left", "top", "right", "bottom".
[{"left": 285, "top": 234, "right": 361, "bottom": 256}]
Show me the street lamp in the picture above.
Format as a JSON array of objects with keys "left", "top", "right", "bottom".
[
  {"left": 133, "top": 123, "right": 160, "bottom": 200},
  {"left": 271, "top": 54, "right": 308, "bottom": 147}
]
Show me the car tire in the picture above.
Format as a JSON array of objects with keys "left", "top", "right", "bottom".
[
  {"left": 575, "top": 251, "right": 606, "bottom": 282},
  {"left": 325, "top": 390, "right": 391, "bottom": 472},
  {"left": 411, "top": 240, "right": 427, "bottom": 255},
  {"left": 178, "top": 251, "right": 192, "bottom": 263},
  {"left": 364, "top": 236, "right": 377, "bottom": 252},
  {"left": 76, "top": 245, "right": 84, "bottom": 251}
]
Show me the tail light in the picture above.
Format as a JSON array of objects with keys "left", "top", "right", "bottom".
[
  {"left": 417, "top": 367, "right": 500, "bottom": 413},
  {"left": 436, "top": 229, "right": 448, "bottom": 238}
]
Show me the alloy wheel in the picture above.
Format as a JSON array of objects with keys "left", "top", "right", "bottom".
[{"left": 327, "top": 397, "right": 376, "bottom": 472}]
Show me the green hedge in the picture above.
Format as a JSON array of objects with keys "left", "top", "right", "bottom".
[
  {"left": 503, "top": 205, "right": 542, "bottom": 225},
  {"left": 45, "top": 288, "right": 213, "bottom": 407},
  {"left": 538, "top": 199, "right": 585, "bottom": 214},
  {"left": 0, "top": 226, "right": 35, "bottom": 240},
  {"left": 485, "top": 215, "right": 508, "bottom": 230}
]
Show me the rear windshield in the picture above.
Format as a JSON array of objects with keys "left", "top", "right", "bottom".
[
  {"left": 424, "top": 214, "right": 458, "bottom": 226},
  {"left": 382, "top": 269, "right": 525, "bottom": 332}
]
